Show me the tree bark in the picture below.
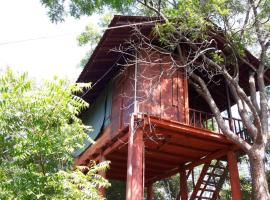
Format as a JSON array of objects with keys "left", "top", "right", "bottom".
[{"left": 249, "top": 147, "right": 270, "bottom": 200}]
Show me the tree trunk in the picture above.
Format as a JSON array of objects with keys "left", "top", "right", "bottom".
[{"left": 249, "top": 148, "right": 270, "bottom": 200}]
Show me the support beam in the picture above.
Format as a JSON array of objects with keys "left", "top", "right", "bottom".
[
  {"left": 185, "top": 148, "right": 229, "bottom": 170},
  {"left": 126, "top": 116, "right": 145, "bottom": 200},
  {"left": 147, "top": 183, "right": 153, "bottom": 200},
  {"left": 103, "top": 134, "right": 129, "bottom": 156},
  {"left": 145, "top": 128, "right": 228, "bottom": 150},
  {"left": 180, "top": 166, "right": 188, "bottom": 200},
  {"left": 227, "top": 151, "right": 242, "bottom": 200},
  {"left": 140, "top": 115, "right": 232, "bottom": 144},
  {"left": 145, "top": 148, "right": 192, "bottom": 161},
  {"left": 98, "top": 154, "right": 106, "bottom": 197}
]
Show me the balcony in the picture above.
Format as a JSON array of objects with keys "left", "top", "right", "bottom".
[{"left": 189, "top": 108, "right": 252, "bottom": 143}]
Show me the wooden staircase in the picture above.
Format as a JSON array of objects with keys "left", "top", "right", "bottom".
[{"left": 189, "top": 160, "right": 228, "bottom": 200}]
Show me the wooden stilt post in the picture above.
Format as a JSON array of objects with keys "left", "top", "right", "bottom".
[
  {"left": 180, "top": 166, "right": 188, "bottom": 200},
  {"left": 147, "top": 183, "right": 153, "bottom": 200},
  {"left": 227, "top": 151, "right": 242, "bottom": 200},
  {"left": 126, "top": 115, "right": 144, "bottom": 200},
  {"left": 98, "top": 153, "right": 106, "bottom": 197}
]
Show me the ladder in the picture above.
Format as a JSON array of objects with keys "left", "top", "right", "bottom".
[{"left": 189, "top": 160, "right": 228, "bottom": 200}]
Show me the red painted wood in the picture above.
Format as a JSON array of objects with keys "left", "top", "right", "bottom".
[
  {"left": 227, "top": 151, "right": 242, "bottom": 200},
  {"left": 143, "top": 115, "right": 232, "bottom": 144},
  {"left": 126, "top": 117, "right": 145, "bottom": 200},
  {"left": 131, "top": 128, "right": 144, "bottom": 200},
  {"left": 74, "top": 125, "right": 112, "bottom": 166},
  {"left": 122, "top": 66, "right": 135, "bottom": 126},
  {"left": 103, "top": 134, "right": 129, "bottom": 156},
  {"left": 137, "top": 50, "right": 161, "bottom": 117},
  {"left": 126, "top": 116, "right": 134, "bottom": 200},
  {"left": 147, "top": 183, "right": 153, "bottom": 200},
  {"left": 136, "top": 50, "right": 186, "bottom": 123},
  {"left": 185, "top": 148, "right": 230, "bottom": 170},
  {"left": 111, "top": 67, "right": 135, "bottom": 138},
  {"left": 111, "top": 76, "right": 123, "bottom": 137},
  {"left": 172, "top": 75, "right": 178, "bottom": 107},
  {"left": 144, "top": 130, "right": 227, "bottom": 151},
  {"left": 154, "top": 142, "right": 209, "bottom": 158},
  {"left": 190, "top": 161, "right": 210, "bottom": 200},
  {"left": 180, "top": 166, "right": 188, "bottom": 200},
  {"left": 126, "top": 116, "right": 135, "bottom": 200},
  {"left": 98, "top": 154, "right": 106, "bottom": 197}
]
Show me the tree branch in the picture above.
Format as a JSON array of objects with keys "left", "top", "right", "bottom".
[
  {"left": 137, "top": 0, "right": 168, "bottom": 21},
  {"left": 227, "top": 80, "right": 258, "bottom": 140},
  {"left": 181, "top": 36, "right": 263, "bottom": 142},
  {"left": 190, "top": 73, "right": 252, "bottom": 153},
  {"left": 249, "top": 71, "right": 260, "bottom": 113}
]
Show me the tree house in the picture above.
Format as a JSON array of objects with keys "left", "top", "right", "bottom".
[{"left": 75, "top": 16, "right": 256, "bottom": 200}]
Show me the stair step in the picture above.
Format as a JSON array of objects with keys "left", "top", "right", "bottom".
[
  {"left": 206, "top": 172, "right": 222, "bottom": 177},
  {"left": 202, "top": 180, "right": 216, "bottom": 186},
  {"left": 190, "top": 160, "right": 228, "bottom": 200},
  {"left": 210, "top": 165, "right": 225, "bottom": 170},
  {"left": 200, "top": 188, "right": 216, "bottom": 192},
  {"left": 195, "top": 197, "right": 212, "bottom": 199}
]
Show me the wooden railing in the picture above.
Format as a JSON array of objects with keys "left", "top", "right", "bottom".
[{"left": 189, "top": 109, "right": 252, "bottom": 143}]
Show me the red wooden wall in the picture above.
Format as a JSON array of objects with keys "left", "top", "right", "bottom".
[
  {"left": 110, "top": 50, "right": 188, "bottom": 138},
  {"left": 137, "top": 50, "right": 188, "bottom": 122},
  {"left": 111, "top": 66, "right": 135, "bottom": 138}
]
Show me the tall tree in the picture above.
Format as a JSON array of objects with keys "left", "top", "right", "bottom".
[
  {"left": 40, "top": 0, "right": 270, "bottom": 199},
  {"left": 0, "top": 69, "right": 110, "bottom": 199},
  {"left": 149, "top": 1, "right": 270, "bottom": 199}
]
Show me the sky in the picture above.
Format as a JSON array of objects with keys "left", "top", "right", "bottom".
[{"left": 0, "top": 0, "right": 94, "bottom": 82}]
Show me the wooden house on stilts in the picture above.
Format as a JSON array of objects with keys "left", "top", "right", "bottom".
[{"left": 74, "top": 15, "right": 258, "bottom": 200}]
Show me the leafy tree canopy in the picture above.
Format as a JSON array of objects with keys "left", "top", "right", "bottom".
[
  {"left": 76, "top": 12, "right": 113, "bottom": 67},
  {"left": 40, "top": 0, "right": 135, "bottom": 23},
  {"left": 0, "top": 69, "right": 110, "bottom": 199}
]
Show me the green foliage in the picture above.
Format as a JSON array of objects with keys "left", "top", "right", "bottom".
[
  {"left": 0, "top": 69, "right": 110, "bottom": 199},
  {"left": 78, "top": 50, "right": 93, "bottom": 68},
  {"left": 220, "top": 170, "right": 270, "bottom": 200},
  {"left": 210, "top": 51, "right": 224, "bottom": 64},
  {"left": 153, "top": 175, "right": 180, "bottom": 199},
  {"left": 153, "top": 0, "right": 269, "bottom": 61},
  {"left": 106, "top": 180, "right": 126, "bottom": 200},
  {"left": 220, "top": 177, "right": 252, "bottom": 200},
  {"left": 77, "top": 22, "right": 103, "bottom": 47},
  {"left": 153, "top": 22, "right": 178, "bottom": 50},
  {"left": 54, "top": 161, "right": 111, "bottom": 199},
  {"left": 40, "top": 0, "right": 135, "bottom": 23},
  {"left": 76, "top": 12, "right": 114, "bottom": 68}
]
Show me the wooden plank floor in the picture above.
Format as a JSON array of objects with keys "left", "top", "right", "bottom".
[{"left": 76, "top": 115, "right": 237, "bottom": 183}]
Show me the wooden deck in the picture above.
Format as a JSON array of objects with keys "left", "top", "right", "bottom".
[{"left": 75, "top": 114, "right": 240, "bottom": 183}]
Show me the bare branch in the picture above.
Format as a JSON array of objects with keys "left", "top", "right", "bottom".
[
  {"left": 137, "top": 0, "right": 168, "bottom": 21},
  {"left": 240, "top": 1, "right": 251, "bottom": 37}
]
